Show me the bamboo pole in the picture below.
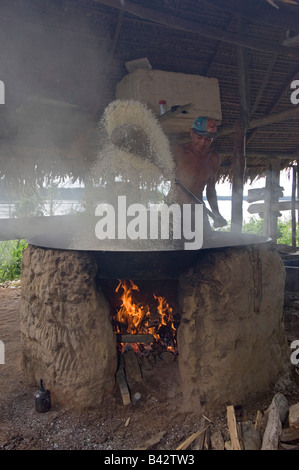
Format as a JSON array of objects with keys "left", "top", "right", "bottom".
[
  {"left": 231, "top": 121, "right": 246, "bottom": 233},
  {"left": 218, "top": 107, "right": 299, "bottom": 138},
  {"left": 292, "top": 166, "right": 297, "bottom": 248},
  {"left": 263, "top": 159, "right": 280, "bottom": 242},
  {"left": 297, "top": 162, "right": 299, "bottom": 247}
]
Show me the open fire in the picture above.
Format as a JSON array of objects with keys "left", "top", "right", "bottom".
[{"left": 112, "top": 280, "right": 177, "bottom": 356}]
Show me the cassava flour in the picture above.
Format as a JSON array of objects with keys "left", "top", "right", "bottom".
[{"left": 92, "top": 99, "right": 175, "bottom": 192}]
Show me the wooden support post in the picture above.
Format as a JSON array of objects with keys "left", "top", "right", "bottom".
[
  {"left": 248, "top": 200, "right": 299, "bottom": 214},
  {"left": 292, "top": 166, "right": 297, "bottom": 248},
  {"left": 237, "top": 44, "right": 250, "bottom": 127},
  {"left": 263, "top": 173, "right": 271, "bottom": 239},
  {"left": 231, "top": 120, "right": 246, "bottom": 233},
  {"left": 231, "top": 37, "right": 248, "bottom": 234},
  {"left": 263, "top": 159, "right": 281, "bottom": 242},
  {"left": 297, "top": 161, "right": 299, "bottom": 247}
]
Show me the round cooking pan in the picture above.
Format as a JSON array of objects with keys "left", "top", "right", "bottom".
[
  {"left": 0, "top": 214, "right": 272, "bottom": 279},
  {"left": 94, "top": 232, "right": 272, "bottom": 279}
]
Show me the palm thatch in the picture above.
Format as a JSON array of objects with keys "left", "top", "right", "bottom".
[{"left": 0, "top": 0, "right": 298, "bottom": 188}]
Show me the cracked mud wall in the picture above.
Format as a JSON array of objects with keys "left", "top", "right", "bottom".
[
  {"left": 177, "top": 243, "right": 291, "bottom": 412},
  {"left": 20, "top": 245, "right": 117, "bottom": 408}
]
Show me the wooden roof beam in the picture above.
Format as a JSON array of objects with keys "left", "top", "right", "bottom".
[
  {"left": 246, "top": 62, "right": 299, "bottom": 144},
  {"left": 107, "top": 9, "right": 124, "bottom": 67},
  {"left": 249, "top": 55, "right": 278, "bottom": 119},
  {"left": 237, "top": 45, "right": 251, "bottom": 126},
  {"left": 204, "top": 16, "right": 236, "bottom": 76},
  {"left": 92, "top": 0, "right": 299, "bottom": 58},
  {"left": 199, "top": 0, "right": 299, "bottom": 32},
  {"left": 224, "top": 150, "right": 299, "bottom": 160},
  {"left": 218, "top": 106, "right": 299, "bottom": 137}
]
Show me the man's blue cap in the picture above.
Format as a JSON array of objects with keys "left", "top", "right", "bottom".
[{"left": 192, "top": 117, "right": 217, "bottom": 137}]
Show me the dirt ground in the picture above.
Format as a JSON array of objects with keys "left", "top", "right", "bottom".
[{"left": 0, "top": 285, "right": 299, "bottom": 451}]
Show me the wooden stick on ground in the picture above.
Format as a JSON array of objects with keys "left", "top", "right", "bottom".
[
  {"left": 176, "top": 426, "right": 210, "bottom": 451},
  {"left": 116, "top": 357, "right": 131, "bottom": 406},
  {"left": 226, "top": 405, "right": 243, "bottom": 450},
  {"left": 191, "top": 417, "right": 209, "bottom": 450}
]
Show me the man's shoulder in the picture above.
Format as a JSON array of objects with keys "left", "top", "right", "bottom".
[
  {"left": 207, "top": 148, "right": 220, "bottom": 158},
  {"left": 171, "top": 142, "right": 192, "bottom": 158},
  {"left": 208, "top": 149, "right": 221, "bottom": 163}
]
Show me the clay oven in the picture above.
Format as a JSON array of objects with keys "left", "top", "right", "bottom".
[{"left": 20, "top": 232, "right": 290, "bottom": 412}]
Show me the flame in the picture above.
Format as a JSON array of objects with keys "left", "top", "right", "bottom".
[
  {"left": 114, "top": 280, "right": 177, "bottom": 354},
  {"left": 115, "top": 280, "right": 151, "bottom": 335},
  {"left": 154, "top": 294, "right": 177, "bottom": 352}
]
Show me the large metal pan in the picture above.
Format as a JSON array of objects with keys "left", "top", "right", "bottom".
[{"left": 0, "top": 214, "right": 271, "bottom": 279}]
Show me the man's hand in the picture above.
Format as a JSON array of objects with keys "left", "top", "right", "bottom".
[{"left": 213, "top": 214, "right": 227, "bottom": 228}]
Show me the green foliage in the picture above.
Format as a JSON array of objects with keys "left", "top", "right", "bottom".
[
  {"left": 242, "top": 217, "right": 297, "bottom": 245},
  {"left": 0, "top": 240, "right": 28, "bottom": 282},
  {"left": 277, "top": 219, "right": 297, "bottom": 246},
  {"left": 242, "top": 217, "right": 263, "bottom": 236}
]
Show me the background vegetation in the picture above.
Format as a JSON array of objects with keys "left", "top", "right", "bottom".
[
  {"left": 0, "top": 239, "right": 28, "bottom": 282},
  {"left": 242, "top": 217, "right": 296, "bottom": 246}
]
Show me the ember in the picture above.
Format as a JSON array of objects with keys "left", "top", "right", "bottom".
[{"left": 113, "top": 280, "right": 177, "bottom": 355}]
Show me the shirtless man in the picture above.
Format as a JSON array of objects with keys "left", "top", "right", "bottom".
[
  {"left": 110, "top": 111, "right": 226, "bottom": 229},
  {"left": 170, "top": 116, "right": 227, "bottom": 229}
]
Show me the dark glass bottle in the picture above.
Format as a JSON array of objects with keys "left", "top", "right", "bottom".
[{"left": 35, "top": 379, "right": 51, "bottom": 413}]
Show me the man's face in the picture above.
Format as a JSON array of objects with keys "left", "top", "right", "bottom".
[{"left": 190, "top": 129, "right": 213, "bottom": 152}]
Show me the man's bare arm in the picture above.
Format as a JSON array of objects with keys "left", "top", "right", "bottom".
[{"left": 206, "top": 152, "right": 227, "bottom": 227}]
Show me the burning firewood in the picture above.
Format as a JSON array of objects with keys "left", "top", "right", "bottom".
[
  {"left": 113, "top": 280, "right": 178, "bottom": 357},
  {"left": 116, "top": 334, "right": 154, "bottom": 344}
]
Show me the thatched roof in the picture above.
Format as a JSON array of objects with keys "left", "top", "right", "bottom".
[{"left": 0, "top": 0, "right": 298, "bottom": 187}]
